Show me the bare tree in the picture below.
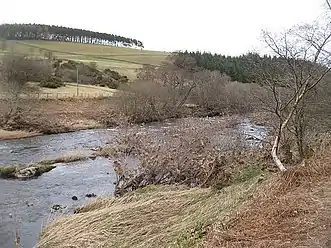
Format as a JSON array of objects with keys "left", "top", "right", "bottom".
[
  {"left": 0, "top": 53, "right": 51, "bottom": 121},
  {"left": 116, "top": 55, "right": 200, "bottom": 123},
  {"left": 326, "top": 0, "right": 331, "bottom": 11},
  {"left": 255, "top": 22, "right": 331, "bottom": 171}
]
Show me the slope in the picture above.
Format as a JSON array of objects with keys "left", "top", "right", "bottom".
[{"left": 0, "top": 40, "right": 169, "bottom": 79}]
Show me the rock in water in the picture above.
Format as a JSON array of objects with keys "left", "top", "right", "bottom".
[
  {"left": 14, "top": 167, "right": 38, "bottom": 179},
  {"left": 52, "top": 204, "right": 64, "bottom": 211},
  {"left": 72, "top": 196, "right": 78, "bottom": 201},
  {"left": 85, "top": 193, "right": 97, "bottom": 198}
]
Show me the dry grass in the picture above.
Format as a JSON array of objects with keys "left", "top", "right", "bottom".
[
  {"left": 38, "top": 178, "right": 262, "bottom": 248},
  {"left": 37, "top": 135, "right": 331, "bottom": 248},
  {"left": 202, "top": 146, "right": 331, "bottom": 248},
  {"left": 18, "top": 82, "right": 119, "bottom": 99},
  {"left": 0, "top": 128, "right": 40, "bottom": 140},
  {"left": 39, "top": 152, "right": 89, "bottom": 165}
]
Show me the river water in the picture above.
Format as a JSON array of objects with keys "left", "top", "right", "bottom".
[{"left": 0, "top": 118, "right": 266, "bottom": 248}]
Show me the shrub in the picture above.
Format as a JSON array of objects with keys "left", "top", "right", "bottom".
[{"left": 39, "top": 81, "right": 64, "bottom": 89}]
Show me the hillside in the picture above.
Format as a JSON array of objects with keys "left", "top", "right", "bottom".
[{"left": 0, "top": 40, "right": 169, "bottom": 79}]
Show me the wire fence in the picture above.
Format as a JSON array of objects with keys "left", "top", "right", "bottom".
[{"left": 0, "top": 92, "right": 115, "bottom": 100}]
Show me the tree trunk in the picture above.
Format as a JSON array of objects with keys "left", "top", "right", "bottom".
[{"left": 271, "top": 135, "right": 287, "bottom": 171}]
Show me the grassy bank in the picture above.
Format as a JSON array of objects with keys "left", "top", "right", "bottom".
[
  {"left": 38, "top": 147, "right": 331, "bottom": 248},
  {"left": 38, "top": 177, "right": 262, "bottom": 248}
]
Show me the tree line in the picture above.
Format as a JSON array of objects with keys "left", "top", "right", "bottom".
[
  {"left": 177, "top": 51, "right": 290, "bottom": 83},
  {"left": 0, "top": 23, "right": 144, "bottom": 48}
]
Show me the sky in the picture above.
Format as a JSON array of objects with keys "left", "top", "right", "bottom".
[{"left": 0, "top": 0, "right": 327, "bottom": 55}]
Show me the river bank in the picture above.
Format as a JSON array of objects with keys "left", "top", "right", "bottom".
[
  {"left": 0, "top": 98, "right": 114, "bottom": 141},
  {"left": 0, "top": 114, "right": 268, "bottom": 248},
  {"left": 0, "top": 129, "right": 41, "bottom": 141},
  {"left": 38, "top": 151, "right": 331, "bottom": 248}
]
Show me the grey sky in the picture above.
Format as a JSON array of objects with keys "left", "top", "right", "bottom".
[{"left": 0, "top": 0, "right": 327, "bottom": 55}]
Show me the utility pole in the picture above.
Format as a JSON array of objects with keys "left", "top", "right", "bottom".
[{"left": 76, "top": 67, "right": 79, "bottom": 96}]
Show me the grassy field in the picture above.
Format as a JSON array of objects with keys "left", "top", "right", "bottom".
[
  {"left": 0, "top": 83, "right": 118, "bottom": 99},
  {"left": 0, "top": 40, "right": 169, "bottom": 79},
  {"left": 39, "top": 83, "right": 118, "bottom": 98}
]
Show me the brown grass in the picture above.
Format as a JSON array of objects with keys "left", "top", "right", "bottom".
[
  {"left": 39, "top": 152, "right": 88, "bottom": 165},
  {"left": 0, "top": 128, "right": 40, "bottom": 140},
  {"left": 202, "top": 147, "right": 331, "bottom": 248},
  {"left": 37, "top": 142, "right": 331, "bottom": 248},
  {"left": 38, "top": 178, "right": 262, "bottom": 248}
]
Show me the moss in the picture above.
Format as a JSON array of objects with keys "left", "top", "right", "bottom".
[
  {"left": 0, "top": 166, "right": 16, "bottom": 178},
  {"left": 173, "top": 222, "right": 206, "bottom": 248},
  {"left": 0, "top": 164, "right": 56, "bottom": 179},
  {"left": 234, "top": 165, "right": 264, "bottom": 183},
  {"left": 134, "top": 185, "right": 158, "bottom": 194}
]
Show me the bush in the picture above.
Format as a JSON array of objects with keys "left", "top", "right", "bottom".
[
  {"left": 39, "top": 81, "right": 64, "bottom": 89},
  {"left": 115, "top": 80, "right": 182, "bottom": 123}
]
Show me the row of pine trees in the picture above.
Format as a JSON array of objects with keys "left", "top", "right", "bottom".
[
  {"left": 178, "top": 51, "right": 277, "bottom": 83},
  {"left": 0, "top": 23, "right": 144, "bottom": 48}
]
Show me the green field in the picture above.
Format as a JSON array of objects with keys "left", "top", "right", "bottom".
[{"left": 0, "top": 40, "right": 169, "bottom": 79}]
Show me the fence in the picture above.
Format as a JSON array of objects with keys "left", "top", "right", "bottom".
[{"left": 0, "top": 92, "right": 115, "bottom": 100}]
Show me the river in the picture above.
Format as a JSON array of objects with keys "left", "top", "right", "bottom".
[{"left": 0, "top": 118, "right": 266, "bottom": 248}]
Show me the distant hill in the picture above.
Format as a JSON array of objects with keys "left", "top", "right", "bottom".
[
  {"left": 0, "top": 40, "right": 169, "bottom": 79},
  {"left": 0, "top": 23, "right": 143, "bottom": 48}
]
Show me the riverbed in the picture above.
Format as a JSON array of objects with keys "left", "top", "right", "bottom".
[{"left": 0, "top": 117, "right": 266, "bottom": 248}]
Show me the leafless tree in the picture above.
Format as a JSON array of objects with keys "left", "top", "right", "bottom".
[
  {"left": 115, "top": 55, "right": 200, "bottom": 123},
  {"left": 255, "top": 22, "right": 331, "bottom": 171},
  {"left": 326, "top": 0, "right": 331, "bottom": 11},
  {"left": 0, "top": 53, "right": 51, "bottom": 120}
]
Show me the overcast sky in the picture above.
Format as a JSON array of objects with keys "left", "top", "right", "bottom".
[{"left": 0, "top": 0, "right": 327, "bottom": 55}]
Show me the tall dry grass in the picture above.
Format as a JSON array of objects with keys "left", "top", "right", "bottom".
[
  {"left": 202, "top": 144, "right": 331, "bottom": 248},
  {"left": 38, "top": 177, "right": 263, "bottom": 248}
]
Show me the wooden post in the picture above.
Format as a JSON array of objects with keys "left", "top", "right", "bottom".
[{"left": 76, "top": 67, "right": 79, "bottom": 96}]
